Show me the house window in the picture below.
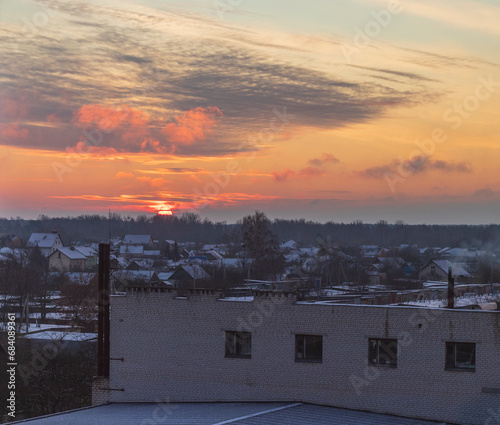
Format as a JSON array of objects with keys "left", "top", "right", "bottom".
[
  {"left": 369, "top": 338, "right": 397, "bottom": 367},
  {"left": 446, "top": 342, "right": 475, "bottom": 371},
  {"left": 225, "top": 331, "right": 251, "bottom": 358},
  {"left": 295, "top": 334, "right": 323, "bottom": 362}
]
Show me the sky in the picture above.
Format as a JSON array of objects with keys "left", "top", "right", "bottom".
[{"left": 0, "top": 0, "right": 499, "bottom": 224}]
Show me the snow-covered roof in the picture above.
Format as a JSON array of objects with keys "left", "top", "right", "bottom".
[
  {"left": 128, "top": 259, "right": 154, "bottom": 269},
  {"left": 360, "top": 245, "right": 379, "bottom": 256},
  {"left": 66, "top": 272, "right": 96, "bottom": 284},
  {"left": 22, "top": 331, "right": 97, "bottom": 342},
  {"left": 299, "top": 247, "right": 319, "bottom": 256},
  {"left": 114, "top": 257, "right": 130, "bottom": 268},
  {"left": 27, "top": 233, "right": 61, "bottom": 248},
  {"left": 220, "top": 258, "right": 252, "bottom": 268},
  {"left": 284, "top": 253, "right": 301, "bottom": 263},
  {"left": 219, "top": 296, "right": 254, "bottom": 302},
  {"left": 206, "top": 249, "right": 224, "bottom": 259},
  {"left": 281, "top": 240, "right": 298, "bottom": 249},
  {"left": 29, "top": 312, "right": 67, "bottom": 320},
  {"left": 202, "top": 244, "right": 217, "bottom": 251},
  {"left": 113, "top": 270, "right": 158, "bottom": 281},
  {"left": 431, "top": 259, "right": 470, "bottom": 277},
  {"left": 158, "top": 271, "right": 174, "bottom": 281},
  {"left": 400, "top": 293, "right": 499, "bottom": 309},
  {"left": 177, "top": 265, "right": 210, "bottom": 280},
  {"left": 74, "top": 246, "right": 97, "bottom": 257},
  {"left": 123, "top": 235, "right": 152, "bottom": 245},
  {"left": 144, "top": 250, "right": 161, "bottom": 256},
  {"left": 52, "top": 247, "right": 86, "bottom": 260},
  {"left": 120, "top": 245, "right": 144, "bottom": 255},
  {"left": 0, "top": 323, "right": 72, "bottom": 333}
]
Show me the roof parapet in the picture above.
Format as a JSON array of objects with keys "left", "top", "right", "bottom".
[
  {"left": 127, "top": 286, "right": 177, "bottom": 295},
  {"left": 252, "top": 290, "right": 297, "bottom": 301},
  {"left": 188, "top": 288, "right": 223, "bottom": 298}
]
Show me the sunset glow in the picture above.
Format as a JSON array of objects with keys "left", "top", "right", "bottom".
[{"left": 0, "top": 0, "right": 499, "bottom": 223}]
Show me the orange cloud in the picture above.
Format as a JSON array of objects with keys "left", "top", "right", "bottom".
[
  {"left": 298, "top": 166, "right": 324, "bottom": 177},
  {"left": 47, "top": 114, "right": 62, "bottom": 123},
  {"left": 137, "top": 176, "right": 168, "bottom": 188},
  {"left": 140, "top": 138, "right": 172, "bottom": 154},
  {"left": 161, "top": 107, "right": 222, "bottom": 145},
  {"left": 115, "top": 172, "right": 134, "bottom": 179},
  {"left": 67, "top": 141, "right": 119, "bottom": 157},
  {"left": 272, "top": 166, "right": 324, "bottom": 182},
  {"left": 0, "top": 123, "right": 29, "bottom": 140},
  {"left": 73, "top": 104, "right": 154, "bottom": 152},
  {"left": 74, "top": 104, "right": 149, "bottom": 131}
]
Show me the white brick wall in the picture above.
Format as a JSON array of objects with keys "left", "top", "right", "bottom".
[
  {"left": 91, "top": 377, "right": 110, "bottom": 405},
  {"left": 101, "top": 287, "right": 500, "bottom": 424}
]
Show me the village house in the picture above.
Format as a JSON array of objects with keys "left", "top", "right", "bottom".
[
  {"left": 119, "top": 244, "right": 144, "bottom": 259},
  {"left": 48, "top": 247, "right": 86, "bottom": 272},
  {"left": 122, "top": 234, "right": 154, "bottom": 247},
  {"left": 418, "top": 259, "right": 470, "bottom": 282},
  {"left": 74, "top": 246, "right": 98, "bottom": 270},
  {"left": 168, "top": 264, "right": 211, "bottom": 288},
  {"left": 26, "top": 232, "right": 63, "bottom": 257}
]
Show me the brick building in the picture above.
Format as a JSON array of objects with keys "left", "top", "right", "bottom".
[{"left": 93, "top": 288, "right": 500, "bottom": 425}]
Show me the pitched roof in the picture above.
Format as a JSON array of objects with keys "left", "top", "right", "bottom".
[
  {"left": 173, "top": 264, "right": 211, "bottom": 280},
  {"left": 119, "top": 245, "right": 144, "bottom": 255},
  {"left": 52, "top": 247, "right": 86, "bottom": 260},
  {"left": 431, "top": 259, "right": 470, "bottom": 277},
  {"left": 281, "top": 240, "right": 298, "bottom": 249},
  {"left": 123, "top": 235, "right": 152, "bottom": 245},
  {"left": 74, "top": 246, "right": 97, "bottom": 257},
  {"left": 27, "top": 233, "right": 60, "bottom": 248}
]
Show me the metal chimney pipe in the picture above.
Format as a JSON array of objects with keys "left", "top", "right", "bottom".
[{"left": 447, "top": 266, "right": 455, "bottom": 309}]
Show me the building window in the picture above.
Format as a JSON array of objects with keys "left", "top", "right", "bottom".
[
  {"left": 368, "top": 338, "right": 397, "bottom": 367},
  {"left": 295, "top": 334, "right": 323, "bottom": 362},
  {"left": 225, "top": 331, "right": 251, "bottom": 358},
  {"left": 446, "top": 342, "right": 475, "bottom": 371}
]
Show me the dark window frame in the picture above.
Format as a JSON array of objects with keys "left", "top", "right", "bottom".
[
  {"left": 295, "top": 334, "right": 323, "bottom": 363},
  {"left": 445, "top": 342, "right": 476, "bottom": 372},
  {"left": 368, "top": 338, "right": 398, "bottom": 367},
  {"left": 225, "top": 331, "right": 252, "bottom": 359}
]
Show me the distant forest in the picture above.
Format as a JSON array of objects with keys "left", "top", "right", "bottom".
[{"left": 1, "top": 213, "right": 500, "bottom": 249}]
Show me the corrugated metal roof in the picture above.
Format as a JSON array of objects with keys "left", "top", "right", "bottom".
[{"left": 5, "top": 402, "right": 442, "bottom": 425}]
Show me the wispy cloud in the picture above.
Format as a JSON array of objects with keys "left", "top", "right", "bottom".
[
  {"left": 0, "top": 0, "right": 440, "bottom": 157},
  {"left": 272, "top": 166, "right": 325, "bottom": 182},
  {"left": 359, "top": 156, "right": 472, "bottom": 179},
  {"left": 358, "top": 0, "right": 500, "bottom": 36},
  {"left": 308, "top": 153, "right": 339, "bottom": 167}
]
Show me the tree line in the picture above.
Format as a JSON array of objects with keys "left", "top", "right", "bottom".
[{"left": 1, "top": 214, "right": 500, "bottom": 248}]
